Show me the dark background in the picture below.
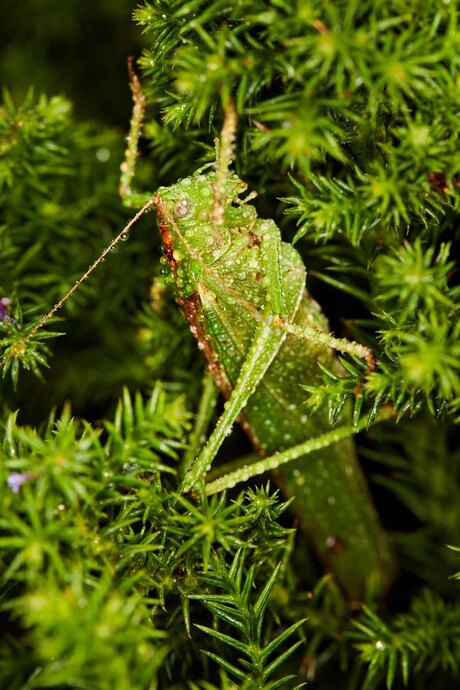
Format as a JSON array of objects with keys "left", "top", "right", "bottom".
[{"left": 0, "top": 0, "right": 142, "bottom": 127}]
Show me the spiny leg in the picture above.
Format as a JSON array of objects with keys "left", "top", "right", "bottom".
[
  {"left": 197, "top": 259, "right": 375, "bottom": 370},
  {"left": 119, "top": 57, "right": 152, "bottom": 209},
  {"left": 180, "top": 319, "right": 286, "bottom": 494},
  {"left": 272, "top": 317, "right": 375, "bottom": 370},
  {"left": 256, "top": 224, "right": 374, "bottom": 368},
  {"left": 204, "top": 416, "right": 370, "bottom": 495},
  {"left": 181, "top": 371, "right": 219, "bottom": 476}
]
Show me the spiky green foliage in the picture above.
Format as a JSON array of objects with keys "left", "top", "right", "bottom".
[
  {"left": 1, "top": 1, "right": 460, "bottom": 689},
  {"left": 190, "top": 552, "right": 307, "bottom": 689},
  {"left": 0, "top": 87, "right": 196, "bottom": 408},
  {"left": 352, "top": 590, "right": 460, "bottom": 689},
  {"left": 0, "top": 389, "right": 300, "bottom": 688}
]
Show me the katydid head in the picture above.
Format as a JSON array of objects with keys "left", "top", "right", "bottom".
[
  {"left": 154, "top": 171, "right": 255, "bottom": 298},
  {"left": 155, "top": 171, "right": 247, "bottom": 223}
]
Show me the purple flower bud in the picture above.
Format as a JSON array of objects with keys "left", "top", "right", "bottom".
[
  {"left": 0, "top": 297, "right": 17, "bottom": 325},
  {"left": 7, "top": 472, "right": 35, "bottom": 494},
  {"left": 0, "top": 297, "right": 11, "bottom": 320}
]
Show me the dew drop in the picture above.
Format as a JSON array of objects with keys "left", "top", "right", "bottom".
[
  {"left": 96, "top": 148, "right": 110, "bottom": 162},
  {"left": 175, "top": 199, "right": 192, "bottom": 218}
]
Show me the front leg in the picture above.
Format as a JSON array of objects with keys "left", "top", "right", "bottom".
[{"left": 180, "top": 319, "right": 286, "bottom": 493}]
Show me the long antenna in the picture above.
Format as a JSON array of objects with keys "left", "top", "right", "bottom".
[{"left": 1, "top": 198, "right": 154, "bottom": 369}]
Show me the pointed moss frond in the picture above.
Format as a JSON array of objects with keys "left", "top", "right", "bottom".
[
  {"left": 189, "top": 551, "right": 307, "bottom": 689},
  {"left": 0, "top": 387, "right": 298, "bottom": 685},
  {"left": 353, "top": 590, "right": 460, "bottom": 689}
]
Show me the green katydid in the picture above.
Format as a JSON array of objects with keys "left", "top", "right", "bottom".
[
  {"left": 121, "top": 68, "right": 395, "bottom": 599},
  {"left": 1, "top": 67, "right": 395, "bottom": 600}
]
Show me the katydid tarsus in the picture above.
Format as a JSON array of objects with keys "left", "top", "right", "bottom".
[{"left": 1, "top": 66, "right": 395, "bottom": 600}]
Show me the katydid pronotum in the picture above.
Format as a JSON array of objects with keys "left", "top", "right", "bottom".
[{"left": 2, "top": 67, "right": 395, "bottom": 600}]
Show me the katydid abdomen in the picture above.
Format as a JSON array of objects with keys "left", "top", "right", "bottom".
[{"left": 156, "top": 171, "right": 395, "bottom": 600}]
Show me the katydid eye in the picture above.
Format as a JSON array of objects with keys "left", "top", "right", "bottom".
[{"left": 174, "top": 199, "right": 192, "bottom": 217}]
